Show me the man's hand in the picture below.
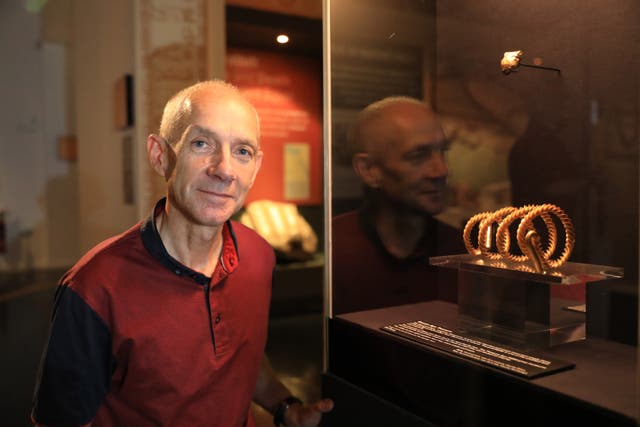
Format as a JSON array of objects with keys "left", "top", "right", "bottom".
[{"left": 284, "top": 398, "right": 334, "bottom": 427}]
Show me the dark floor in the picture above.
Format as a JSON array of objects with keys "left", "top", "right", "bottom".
[{"left": 0, "top": 271, "right": 324, "bottom": 427}]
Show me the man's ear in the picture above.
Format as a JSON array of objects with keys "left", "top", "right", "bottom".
[
  {"left": 352, "top": 153, "right": 381, "bottom": 188},
  {"left": 147, "top": 134, "right": 174, "bottom": 180}
]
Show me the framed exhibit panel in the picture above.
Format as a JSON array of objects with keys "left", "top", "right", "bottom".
[{"left": 323, "top": 1, "right": 639, "bottom": 426}]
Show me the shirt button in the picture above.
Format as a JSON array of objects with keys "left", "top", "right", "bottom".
[
  {"left": 229, "top": 258, "right": 235, "bottom": 266},
  {"left": 174, "top": 269, "right": 181, "bottom": 275},
  {"left": 215, "top": 315, "right": 221, "bottom": 324}
]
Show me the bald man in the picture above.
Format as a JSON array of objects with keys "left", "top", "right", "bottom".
[
  {"left": 32, "top": 81, "right": 332, "bottom": 427},
  {"left": 332, "top": 96, "right": 463, "bottom": 314}
]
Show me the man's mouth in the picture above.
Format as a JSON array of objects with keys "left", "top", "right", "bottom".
[
  {"left": 199, "top": 189, "right": 233, "bottom": 199},
  {"left": 419, "top": 188, "right": 445, "bottom": 195}
]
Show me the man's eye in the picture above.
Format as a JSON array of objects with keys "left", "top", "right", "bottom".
[
  {"left": 235, "top": 146, "right": 254, "bottom": 159},
  {"left": 405, "top": 149, "right": 433, "bottom": 162},
  {"left": 405, "top": 143, "right": 449, "bottom": 162},
  {"left": 191, "top": 140, "right": 212, "bottom": 152}
]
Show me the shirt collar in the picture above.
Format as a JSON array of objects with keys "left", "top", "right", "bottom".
[{"left": 141, "top": 198, "right": 239, "bottom": 286}]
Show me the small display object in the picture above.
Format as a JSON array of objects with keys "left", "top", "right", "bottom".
[
  {"left": 500, "top": 49, "right": 561, "bottom": 74},
  {"left": 432, "top": 204, "right": 623, "bottom": 348}
]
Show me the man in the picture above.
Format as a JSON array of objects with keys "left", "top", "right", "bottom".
[
  {"left": 31, "top": 81, "right": 333, "bottom": 426},
  {"left": 332, "top": 96, "right": 464, "bottom": 314}
]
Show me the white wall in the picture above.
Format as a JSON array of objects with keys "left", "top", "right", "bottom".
[
  {"left": 0, "top": 1, "right": 77, "bottom": 271},
  {"left": 73, "top": 0, "right": 137, "bottom": 252},
  {"left": 0, "top": 0, "right": 139, "bottom": 271}
]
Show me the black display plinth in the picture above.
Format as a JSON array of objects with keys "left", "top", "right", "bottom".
[
  {"left": 321, "top": 373, "right": 436, "bottom": 427},
  {"left": 325, "top": 301, "right": 637, "bottom": 427}
]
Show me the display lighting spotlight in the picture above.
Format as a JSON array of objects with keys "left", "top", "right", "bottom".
[{"left": 276, "top": 34, "right": 290, "bottom": 44}]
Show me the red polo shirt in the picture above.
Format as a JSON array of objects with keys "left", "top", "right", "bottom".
[
  {"left": 32, "top": 199, "right": 275, "bottom": 427},
  {"left": 331, "top": 208, "right": 464, "bottom": 314}
]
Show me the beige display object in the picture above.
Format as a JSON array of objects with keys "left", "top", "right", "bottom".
[{"left": 240, "top": 200, "right": 318, "bottom": 261}]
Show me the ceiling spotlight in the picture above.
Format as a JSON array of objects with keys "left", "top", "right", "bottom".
[{"left": 276, "top": 34, "right": 290, "bottom": 44}]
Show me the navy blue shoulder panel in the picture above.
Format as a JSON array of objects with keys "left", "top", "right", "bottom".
[{"left": 32, "top": 285, "right": 116, "bottom": 426}]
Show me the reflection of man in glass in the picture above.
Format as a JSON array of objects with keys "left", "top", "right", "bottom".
[{"left": 332, "top": 97, "right": 463, "bottom": 314}]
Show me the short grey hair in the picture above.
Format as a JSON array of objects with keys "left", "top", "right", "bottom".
[{"left": 158, "top": 80, "right": 260, "bottom": 146}]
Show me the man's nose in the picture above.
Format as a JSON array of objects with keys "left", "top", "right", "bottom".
[{"left": 206, "top": 147, "right": 235, "bottom": 182}]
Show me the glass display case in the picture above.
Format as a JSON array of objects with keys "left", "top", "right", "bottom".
[{"left": 323, "top": 1, "right": 639, "bottom": 426}]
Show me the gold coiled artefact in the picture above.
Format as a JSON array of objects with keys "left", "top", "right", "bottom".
[{"left": 463, "top": 204, "right": 575, "bottom": 272}]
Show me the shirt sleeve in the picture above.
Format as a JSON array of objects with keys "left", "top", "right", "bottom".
[{"left": 31, "top": 284, "right": 116, "bottom": 426}]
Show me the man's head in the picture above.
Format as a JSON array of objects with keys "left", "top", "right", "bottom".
[
  {"left": 347, "top": 96, "right": 449, "bottom": 215},
  {"left": 147, "top": 80, "right": 263, "bottom": 226}
]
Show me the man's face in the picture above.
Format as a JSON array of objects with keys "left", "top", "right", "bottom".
[
  {"left": 371, "top": 106, "right": 449, "bottom": 215},
  {"left": 167, "top": 92, "right": 262, "bottom": 227}
]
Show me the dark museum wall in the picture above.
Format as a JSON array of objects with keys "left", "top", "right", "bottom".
[
  {"left": 328, "top": 0, "right": 638, "bottom": 342},
  {"left": 435, "top": 0, "right": 639, "bottom": 279},
  {"left": 329, "top": 0, "right": 437, "bottom": 213}
]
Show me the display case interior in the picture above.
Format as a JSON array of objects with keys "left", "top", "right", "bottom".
[
  {"left": 329, "top": 0, "right": 639, "bottom": 329},
  {"left": 325, "top": 1, "right": 638, "bottom": 426}
]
